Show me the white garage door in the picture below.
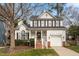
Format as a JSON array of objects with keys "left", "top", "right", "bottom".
[{"left": 51, "top": 36, "right": 62, "bottom": 46}]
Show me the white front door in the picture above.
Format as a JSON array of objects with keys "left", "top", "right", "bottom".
[{"left": 51, "top": 36, "right": 62, "bottom": 46}]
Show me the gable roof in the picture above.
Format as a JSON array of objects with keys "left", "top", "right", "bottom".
[
  {"left": 30, "top": 11, "right": 63, "bottom": 20},
  {"left": 15, "top": 23, "right": 29, "bottom": 30},
  {"left": 38, "top": 11, "right": 55, "bottom": 19}
]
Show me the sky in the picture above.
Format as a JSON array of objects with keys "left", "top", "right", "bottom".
[
  {"left": 0, "top": 0, "right": 79, "bottom": 3},
  {"left": 31, "top": 3, "right": 79, "bottom": 16}
]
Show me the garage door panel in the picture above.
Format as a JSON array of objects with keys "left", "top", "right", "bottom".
[{"left": 51, "top": 36, "right": 62, "bottom": 46}]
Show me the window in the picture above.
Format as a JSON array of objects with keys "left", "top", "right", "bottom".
[
  {"left": 41, "top": 21, "right": 44, "bottom": 27},
  {"left": 21, "top": 30, "right": 25, "bottom": 40},
  {"left": 60, "top": 21, "right": 63, "bottom": 26},
  {"left": 56, "top": 21, "right": 59, "bottom": 27},
  {"left": 46, "top": 20, "right": 47, "bottom": 27},
  {"left": 25, "top": 33, "right": 29, "bottom": 39},
  {"left": 31, "top": 31, "right": 35, "bottom": 38},
  {"left": 30, "top": 21, "right": 33, "bottom": 27},
  {"left": 38, "top": 21, "right": 40, "bottom": 27},
  {"left": 48, "top": 20, "right": 52, "bottom": 27},
  {"left": 53, "top": 21, "right": 55, "bottom": 27},
  {"left": 34, "top": 21, "right": 37, "bottom": 27}
]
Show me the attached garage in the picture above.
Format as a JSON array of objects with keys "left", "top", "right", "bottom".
[
  {"left": 47, "top": 30, "right": 66, "bottom": 47},
  {"left": 50, "top": 35, "right": 62, "bottom": 46}
]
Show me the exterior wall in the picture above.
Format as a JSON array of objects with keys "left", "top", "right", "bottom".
[
  {"left": 47, "top": 30, "right": 66, "bottom": 41},
  {"left": 29, "top": 30, "right": 35, "bottom": 39},
  {"left": 15, "top": 25, "right": 29, "bottom": 40},
  {"left": 47, "top": 30, "right": 66, "bottom": 46},
  {"left": 18, "top": 20, "right": 23, "bottom": 25},
  {"left": 38, "top": 12, "right": 53, "bottom": 19},
  {"left": 15, "top": 11, "right": 66, "bottom": 48},
  {"left": 28, "top": 29, "right": 66, "bottom": 48}
]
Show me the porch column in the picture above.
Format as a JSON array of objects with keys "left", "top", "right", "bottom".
[
  {"left": 46, "top": 31, "right": 48, "bottom": 49},
  {"left": 29, "top": 31, "right": 31, "bottom": 39},
  {"left": 35, "top": 31, "right": 37, "bottom": 49},
  {"left": 41, "top": 30, "right": 44, "bottom": 49},
  {"left": 19, "top": 32, "right": 21, "bottom": 40}
]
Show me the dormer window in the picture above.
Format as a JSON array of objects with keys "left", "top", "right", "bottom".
[
  {"left": 38, "top": 20, "right": 40, "bottom": 27},
  {"left": 48, "top": 20, "right": 52, "bottom": 27},
  {"left": 30, "top": 21, "right": 33, "bottom": 27},
  {"left": 53, "top": 21, "right": 55, "bottom": 27},
  {"left": 30, "top": 11, "right": 64, "bottom": 28},
  {"left": 56, "top": 21, "right": 59, "bottom": 27},
  {"left": 34, "top": 21, "right": 37, "bottom": 27},
  {"left": 60, "top": 21, "right": 63, "bottom": 26},
  {"left": 41, "top": 21, "right": 44, "bottom": 27}
]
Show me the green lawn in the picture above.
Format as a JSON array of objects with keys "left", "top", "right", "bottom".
[
  {"left": 66, "top": 46, "right": 79, "bottom": 53},
  {"left": 0, "top": 48, "right": 58, "bottom": 56}
]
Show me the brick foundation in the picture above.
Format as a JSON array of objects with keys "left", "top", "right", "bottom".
[
  {"left": 36, "top": 40, "right": 42, "bottom": 48},
  {"left": 48, "top": 41, "right": 50, "bottom": 48}
]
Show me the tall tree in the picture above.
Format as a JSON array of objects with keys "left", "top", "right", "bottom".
[
  {"left": 0, "top": 3, "right": 35, "bottom": 52},
  {"left": 0, "top": 4, "right": 23, "bottom": 52},
  {"left": 48, "top": 3, "right": 66, "bottom": 16},
  {"left": 0, "top": 3, "right": 47, "bottom": 52},
  {"left": 63, "top": 6, "right": 79, "bottom": 26}
]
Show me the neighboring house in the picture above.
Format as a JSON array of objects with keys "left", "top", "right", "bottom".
[{"left": 15, "top": 11, "right": 66, "bottom": 49}]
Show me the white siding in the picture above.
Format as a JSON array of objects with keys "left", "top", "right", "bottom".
[
  {"left": 46, "top": 20, "right": 47, "bottom": 27},
  {"left": 47, "top": 30, "right": 66, "bottom": 42},
  {"left": 15, "top": 25, "right": 29, "bottom": 40},
  {"left": 56, "top": 21, "right": 59, "bottom": 27},
  {"left": 31, "top": 31, "right": 35, "bottom": 38},
  {"left": 38, "top": 21, "right": 40, "bottom": 27},
  {"left": 18, "top": 20, "right": 23, "bottom": 25},
  {"left": 39, "top": 12, "right": 53, "bottom": 19},
  {"left": 60, "top": 21, "right": 63, "bottom": 26},
  {"left": 41, "top": 21, "right": 44, "bottom": 27},
  {"left": 53, "top": 21, "right": 55, "bottom": 27},
  {"left": 48, "top": 20, "right": 52, "bottom": 27},
  {"left": 30, "top": 21, "right": 33, "bottom": 27},
  {"left": 34, "top": 21, "right": 37, "bottom": 27}
]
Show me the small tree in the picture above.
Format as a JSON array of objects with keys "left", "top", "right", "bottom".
[{"left": 68, "top": 25, "right": 79, "bottom": 38}]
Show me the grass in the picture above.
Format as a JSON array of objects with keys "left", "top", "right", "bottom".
[
  {"left": 0, "top": 48, "right": 58, "bottom": 56},
  {"left": 65, "top": 46, "right": 79, "bottom": 53}
]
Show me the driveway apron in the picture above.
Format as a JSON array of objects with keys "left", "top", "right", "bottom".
[{"left": 52, "top": 47, "right": 79, "bottom": 56}]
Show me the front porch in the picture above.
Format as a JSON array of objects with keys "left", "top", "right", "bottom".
[{"left": 29, "top": 30, "right": 48, "bottom": 49}]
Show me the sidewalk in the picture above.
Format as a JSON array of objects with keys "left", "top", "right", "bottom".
[
  {"left": 0, "top": 47, "right": 5, "bottom": 49},
  {"left": 53, "top": 47, "right": 79, "bottom": 56}
]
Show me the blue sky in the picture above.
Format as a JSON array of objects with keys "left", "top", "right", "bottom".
[
  {"left": 0, "top": 0, "right": 79, "bottom": 3},
  {"left": 66, "top": 3, "right": 79, "bottom": 8},
  {"left": 31, "top": 3, "right": 79, "bottom": 16}
]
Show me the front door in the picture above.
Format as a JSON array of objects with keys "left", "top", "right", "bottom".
[
  {"left": 37, "top": 31, "right": 41, "bottom": 40},
  {"left": 36, "top": 31, "right": 42, "bottom": 48}
]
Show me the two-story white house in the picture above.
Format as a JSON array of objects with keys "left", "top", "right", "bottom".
[{"left": 15, "top": 11, "right": 66, "bottom": 49}]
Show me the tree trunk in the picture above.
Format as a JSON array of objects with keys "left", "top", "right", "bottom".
[{"left": 9, "top": 24, "right": 15, "bottom": 52}]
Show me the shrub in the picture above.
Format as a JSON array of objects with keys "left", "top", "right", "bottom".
[
  {"left": 29, "top": 38, "right": 34, "bottom": 47},
  {"left": 15, "top": 39, "right": 34, "bottom": 47},
  {"left": 15, "top": 40, "right": 29, "bottom": 46}
]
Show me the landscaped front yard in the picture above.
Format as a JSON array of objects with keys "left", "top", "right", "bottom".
[
  {"left": 0, "top": 48, "right": 58, "bottom": 56},
  {"left": 66, "top": 46, "right": 79, "bottom": 53}
]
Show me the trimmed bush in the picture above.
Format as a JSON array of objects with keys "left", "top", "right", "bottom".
[
  {"left": 15, "top": 39, "right": 34, "bottom": 47},
  {"left": 15, "top": 40, "right": 29, "bottom": 46},
  {"left": 29, "top": 38, "right": 34, "bottom": 47}
]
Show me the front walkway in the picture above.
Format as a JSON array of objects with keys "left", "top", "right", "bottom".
[
  {"left": 52, "top": 47, "right": 79, "bottom": 56},
  {"left": 0, "top": 47, "right": 5, "bottom": 49}
]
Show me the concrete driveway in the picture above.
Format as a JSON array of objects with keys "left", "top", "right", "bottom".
[{"left": 52, "top": 47, "right": 79, "bottom": 56}]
